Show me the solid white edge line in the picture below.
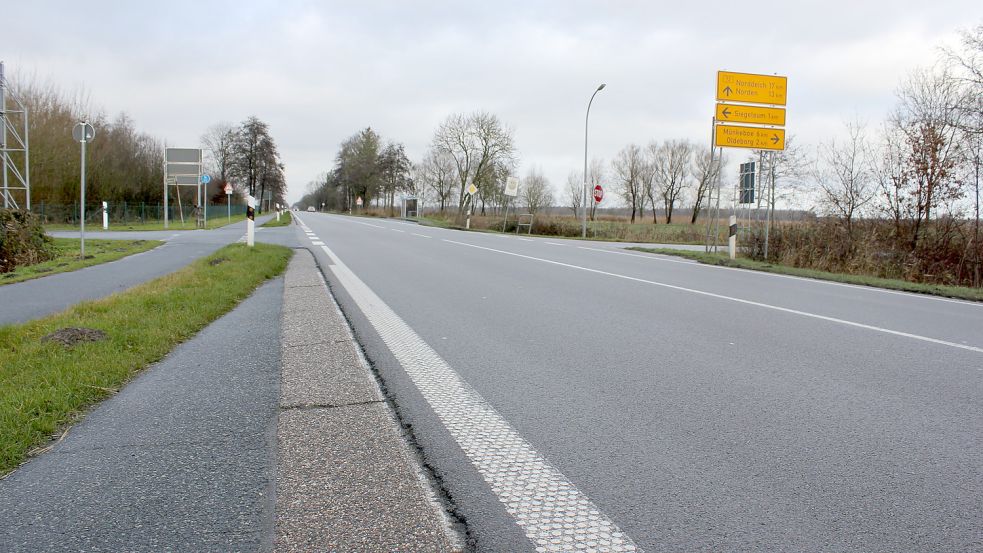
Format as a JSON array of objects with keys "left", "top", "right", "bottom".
[
  {"left": 445, "top": 239, "right": 983, "bottom": 355},
  {"left": 317, "top": 242, "right": 642, "bottom": 552},
  {"left": 582, "top": 246, "right": 982, "bottom": 309}
]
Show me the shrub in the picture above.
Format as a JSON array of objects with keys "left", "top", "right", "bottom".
[
  {"left": 746, "top": 218, "right": 983, "bottom": 288},
  {"left": 0, "top": 209, "right": 55, "bottom": 273}
]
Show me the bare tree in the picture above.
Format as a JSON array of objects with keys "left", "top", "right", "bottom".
[
  {"left": 521, "top": 167, "right": 553, "bottom": 214},
  {"left": 690, "top": 147, "right": 724, "bottom": 224},
  {"left": 648, "top": 139, "right": 693, "bottom": 224},
  {"left": 612, "top": 144, "right": 645, "bottom": 223},
  {"left": 751, "top": 135, "right": 810, "bottom": 210},
  {"left": 566, "top": 170, "right": 583, "bottom": 218},
  {"left": 893, "top": 66, "right": 965, "bottom": 248},
  {"left": 873, "top": 122, "right": 910, "bottom": 235},
  {"left": 378, "top": 142, "right": 412, "bottom": 215},
  {"left": 231, "top": 116, "right": 271, "bottom": 198},
  {"left": 417, "top": 149, "right": 457, "bottom": 212},
  {"left": 943, "top": 24, "right": 983, "bottom": 284},
  {"left": 201, "top": 122, "right": 236, "bottom": 200},
  {"left": 334, "top": 127, "right": 382, "bottom": 210},
  {"left": 432, "top": 111, "right": 516, "bottom": 220},
  {"left": 815, "top": 120, "right": 876, "bottom": 234}
]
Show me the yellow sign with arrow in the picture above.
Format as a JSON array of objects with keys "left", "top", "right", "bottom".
[
  {"left": 716, "top": 71, "right": 787, "bottom": 106},
  {"left": 714, "top": 124, "right": 785, "bottom": 151},
  {"left": 714, "top": 103, "right": 786, "bottom": 126}
]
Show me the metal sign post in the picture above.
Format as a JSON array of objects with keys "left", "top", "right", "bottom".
[
  {"left": 164, "top": 148, "right": 203, "bottom": 229},
  {"left": 502, "top": 177, "right": 519, "bottom": 232},
  {"left": 708, "top": 69, "right": 788, "bottom": 256},
  {"left": 201, "top": 174, "right": 211, "bottom": 228},
  {"left": 224, "top": 183, "right": 233, "bottom": 222},
  {"left": 72, "top": 122, "right": 95, "bottom": 258}
]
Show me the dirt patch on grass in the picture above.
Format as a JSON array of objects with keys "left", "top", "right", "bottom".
[
  {"left": 208, "top": 257, "right": 228, "bottom": 266},
  {"left": 42, "top": 327, "right": 108, "bottom": 347}
]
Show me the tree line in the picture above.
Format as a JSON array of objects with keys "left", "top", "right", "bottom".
[
  {"left": 301, "top": 112, "right": 557, "bottom": 221},
  {"left": 8, "top": 75, "right": 286, "bottom": 212}
]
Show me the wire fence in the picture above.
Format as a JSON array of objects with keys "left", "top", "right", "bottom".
[{"left": 33, "top": 201, "right": 250, "bottom": 225}]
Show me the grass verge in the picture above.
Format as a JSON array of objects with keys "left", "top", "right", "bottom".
[
  {"left": 628, "top": 247, "right": 983, "bottom": 302},
  {"left": 45, "top": 213, "right": 249, "bottom": 232},
  {"left": 1, "top": 238, "right": 162, "bottom": 286},
  {"left": 262, "top": 211, "right": 292, "bottom": 227},
  {"left": 0, "top": 243, "right": 293, "bottom": 475}
]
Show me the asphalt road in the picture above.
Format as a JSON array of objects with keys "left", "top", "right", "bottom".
[
  {"left": 295, "top": 212, "right": 983, "bottom": 553},
  {"left": 0, "top": 215, "right": 285, "bottom": 325},
  {"left": 0, "top": 278, "right": 284, "bottom": 552}
]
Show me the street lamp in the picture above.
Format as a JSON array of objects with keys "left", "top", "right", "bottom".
[{"left": 582, "top": 83, "right": 606, "bottom": 238}]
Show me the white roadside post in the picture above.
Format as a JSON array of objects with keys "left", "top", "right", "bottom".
[
  {"left": 247, "top": 195, "right": 256, "bottom": 247},
  {"left": 276, "top": 203, "right": 281, "bottom": 222},
  {"left": 728, "top": 215, "right": 737, "bottom": 259},
  {"left": 102, "top": 201, "right": 108, "bottom": 230}
]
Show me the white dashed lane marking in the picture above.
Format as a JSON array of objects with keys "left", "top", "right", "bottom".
[{"left": 317, "top": 243, "right": 641, "bottom": 553}]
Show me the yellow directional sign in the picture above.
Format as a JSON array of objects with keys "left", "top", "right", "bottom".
[
  {"left": 717, "top": 71, "right": 787, "bottom": 106},
  {"left": 467, "top": 183, "right": 478, "bottom": 196},
  {"left": 715, "top": 103, "right": 786, "bottom": 127},
  {"left": 714, "top": 124, "right": 785, "bottom": 151}
]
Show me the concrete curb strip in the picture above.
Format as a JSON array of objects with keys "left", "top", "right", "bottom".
[{"left": 275, "top": 248, "right": 463, "bottom": 552}]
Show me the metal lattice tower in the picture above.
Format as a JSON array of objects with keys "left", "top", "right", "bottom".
[{"left": 1, "top": 61, "right": 30, "bottom": 210}]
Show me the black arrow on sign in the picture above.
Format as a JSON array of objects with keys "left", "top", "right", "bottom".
[
  {"left": 723, "top": 86, "right": 733, "bottom": 96},
  {"left": 771, "top": 134, "right": 780, "bottom": 145},
  {"left": 721, "top": 107, "right": 731, "bottom": 118}
]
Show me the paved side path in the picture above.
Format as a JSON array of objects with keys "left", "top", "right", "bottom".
[
  {"left": 275, "top": 249, "right": 462, "bottom": 552},
  {"left": 0, "top": 278, "right": 284, "bottom": 552},
  {"left": 0, "top": 215, "right": 284, "bottom": 326}
]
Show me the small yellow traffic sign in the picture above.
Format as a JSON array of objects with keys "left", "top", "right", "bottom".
[
  {"left": 467, "top": 183, "right": 478, "bottom": 196},
  {"left": 715, "top": 103, "right": 786, "bottom": 127},
  {"left": 716, "top": 71, "right": 787, "bottom": 106},
  {"left": 714, "top": 124, "right": 785, "bottom": 151}
]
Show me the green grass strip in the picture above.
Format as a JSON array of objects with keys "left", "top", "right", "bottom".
[
  {"left": 628, "top": 247, "right": 983, "bottom": 302},
  {"left": 0, "top": 243, "right": 293, "bottom": 475},
  {"left": 261, "top": 211, "right": 292, "bottom": 227},
  {"left": 1, "top": 238, "right": 162, "bottom": 286}
]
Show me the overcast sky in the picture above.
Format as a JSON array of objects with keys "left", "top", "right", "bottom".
[{"left": 5, "top": 1, "right": 980, "bottom": 206}]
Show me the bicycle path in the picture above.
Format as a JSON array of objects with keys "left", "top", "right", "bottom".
[{"left": 0, "top": 214, "right": 290, "bottom": 326}]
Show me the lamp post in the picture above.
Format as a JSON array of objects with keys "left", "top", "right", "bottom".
[
  {"left": 72, "top": 122, "right": 95, "bottom": 258},
  {"left": 582, "top": 83, "right": 606, "bottom": 238}
]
